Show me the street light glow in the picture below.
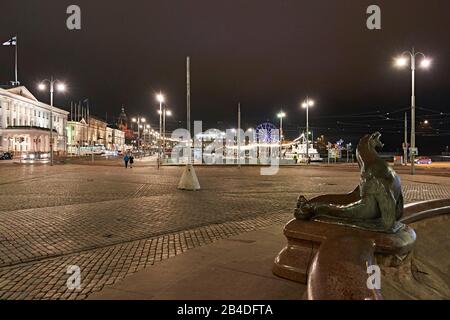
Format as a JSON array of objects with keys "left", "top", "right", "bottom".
[
  {"left": 132, "top": 118, "right": 137, "bottom": 122},
  {"left": 302, "top": 100, "right": 314, "bottom": 108},
  {"left": 166, "top": 110, "right": 172, "bottom": 116},
  {"left": 395, "top": 56, "right": 408, "bottom": 67},
  {"left": 38, "top": 83, "right": 46, "bottom": 91},
  {"left": 420, "top": 58, "right": 431, "bottom": 68},
  {"left": 277, "top": 111, "right": 286, "bottom": 118},
  {"left": 141, "top": 118, "right": 146, "bottom": 122},
  {"left": 56, "top": 83, "right": 66, "bottom": 92},
  {"left": 157, "top": 93, "right": 165, "bottom": 103}
]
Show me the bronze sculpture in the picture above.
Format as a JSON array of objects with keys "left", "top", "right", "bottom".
[{"left": 295, "top": 132, "right": 404, "bottom": 233}]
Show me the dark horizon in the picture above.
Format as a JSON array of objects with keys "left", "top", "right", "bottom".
[{"left": 1, "top": 0, "right": 449, "bottom": 153}]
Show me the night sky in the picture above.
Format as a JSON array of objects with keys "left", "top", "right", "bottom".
[{"left": 1, "top": 0, "right": 449, "bottom": 153}]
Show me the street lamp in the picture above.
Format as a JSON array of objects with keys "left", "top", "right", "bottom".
[
  {"left": 301, "top": 97, "right": 314, "bottom": 161},
  {"left": 156, "top": 92, "right": 165, "bottom": 167},
  {"left": 277, "top": 111, "right": 286, "bottom": 158},
  {"left": 394, "top": 48, "right": 431, "bottom": 175},
  {"left": 158, "top": 108, "right": 172, "bottom": 157},
  {"left": 132, "top": 117, "right": 146, "bottom": 155},
  {"left": 164, "top": 109, "right": 171, "bottom": 155},
  {"left": 38, "top": 77, "right": 66, "bottom": 166}
]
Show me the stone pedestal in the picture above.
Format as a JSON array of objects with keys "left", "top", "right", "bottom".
[{"left": 273, "top": 219, "right": 416, "bottom": 284}]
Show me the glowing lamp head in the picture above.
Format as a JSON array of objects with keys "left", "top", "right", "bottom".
[
  {"left": 277, "top": 112, "right": 286, "bottom": 118},
  {"left": 38, "top": 83, "right": 46, "bottom": 91},
  {"left": 132, "top": 118, "right": 137, "bottom": 123},
  {"left": 166, "top": 110, "right": 172, "bottom": 116},
  {"left": 302, "top": 100, "right": 314, "bottom": 108},
  {"left": 420, "top": 58, "right": 431, "bottom": 69},
  {"left": 156, "top": 93, "right": 165, "bottom": 103},
  {"left": 395, "top": 56, "right": 408, "bottom": 67},
  {"left": 141, "top": 118, "right": 146, "bottom": 123},
  {"left": 56, "top": 83, "right": 66, "bottom": 92},
  {"left": 424, "top": 120, "right": 429, "bottom": 124}
]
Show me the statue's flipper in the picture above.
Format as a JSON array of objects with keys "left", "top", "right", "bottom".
[
  {"left": 313, "top": 215, "right": 404, "bottom": 233},
  {"left": 310, "top": 196, "right": 379, "bottom": 220},
  {"left": 305, "top": 186, "right": 361, "bottom": 207},
  {"left": 294, "top": 195, "right": 313, "bottom": 220}
]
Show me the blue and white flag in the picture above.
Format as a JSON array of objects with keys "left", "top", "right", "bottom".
[{"left": 3, "top": 36, "right": 17, "bottom": 46}]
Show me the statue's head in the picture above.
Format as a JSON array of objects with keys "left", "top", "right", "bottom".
[{"left": 369, "top": 132, "right": 384, "bottom": 150}]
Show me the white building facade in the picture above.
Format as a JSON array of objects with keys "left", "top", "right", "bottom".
[
  {"left": 0, "top": 86, "right": 68, "bottom": 154},
  {"left": 66, "top": 118, "right": 125, "bottom": 155}
]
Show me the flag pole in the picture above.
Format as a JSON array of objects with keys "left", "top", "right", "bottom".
[
  {"left": 187, "top": 56, "right": 191, "bottom": 163},
  {"left": 178, "top": 56, "right": 200, "bottom": 191},
  {"left": 238, "top": 102, "right": 241, "bottom": 168},
  {"left": 14, "top": 34, "right": 18, "bottom": 85}
]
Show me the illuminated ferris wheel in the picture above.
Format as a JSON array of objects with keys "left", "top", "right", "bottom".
[{"left": 256, "top": 122, "right": 279, "bottom": 143}]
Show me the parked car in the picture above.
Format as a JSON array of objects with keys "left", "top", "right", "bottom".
[
  {"left": 0, "top": 152, "right": 13, "bottom": 160},
  {"left": 21, "top": 152, "right": 50, "bottom": 161},
  {"left": 415, "top": 156, "right": 432, "bottom": 164}
]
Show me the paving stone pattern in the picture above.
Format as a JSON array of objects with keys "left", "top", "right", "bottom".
[{"left": 0, "top": 164, "right": 449, "bottom": 299}]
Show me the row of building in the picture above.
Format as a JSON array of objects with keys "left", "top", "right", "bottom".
[{"left": 0, "top": 86, "right": 127, "bottom": 155}]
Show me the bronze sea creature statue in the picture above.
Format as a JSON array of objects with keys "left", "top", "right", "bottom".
[{"left": 295, "top": 132, "right": 404, "bottom": 233}]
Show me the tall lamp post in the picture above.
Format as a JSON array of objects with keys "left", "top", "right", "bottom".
[
  {"left": 132, "top": 117, "right": 146, "bottom": 156},
  {"left": 162, "top": 108, "right": 172, "bottom": 157},
  {"left": 38, "top": 77, "right": 66, "bottom": 166},
  {"left": 156, "top": 93, "right": 165, "bottom": 167},
  {"left": 301, "top": 97, "right": 314, "bottom": 161},
  {"left": 144, "top": 124, "right": 151, "bottom": 152},
  {"left": 394, "top": 48, "right": 431, "bottom": 175},
  {"left": 277, "top": 111, "right": 286, "bottom": 158}
]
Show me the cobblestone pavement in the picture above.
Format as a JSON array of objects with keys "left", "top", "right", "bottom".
[{"left": 0, "top": 163, "right": 449, "bottom": 300}]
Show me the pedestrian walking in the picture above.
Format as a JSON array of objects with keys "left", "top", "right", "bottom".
[
  {"left": 129, "top": 154, "right": 134, "bottom": 168},
  {"left": 123, "top": 154, "right": 129, "bottom": 168},
  {"left": 293, "top": 153, "right": 298, "bottom": 164}
]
